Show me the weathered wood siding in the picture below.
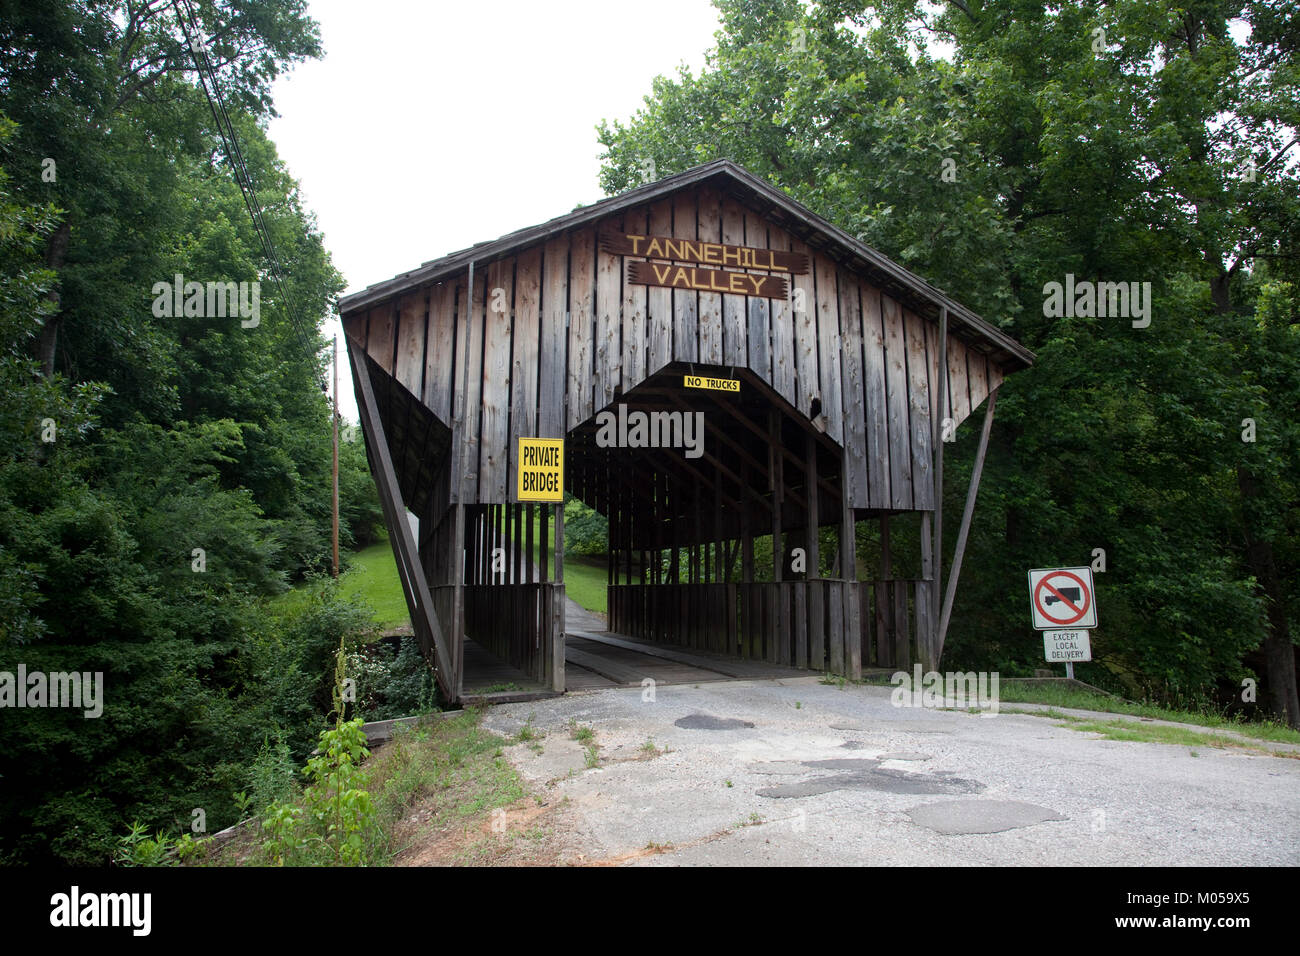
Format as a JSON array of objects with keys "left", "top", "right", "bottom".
[{"left": 342, "top": 185, "right": 1004, "bottom": 511}]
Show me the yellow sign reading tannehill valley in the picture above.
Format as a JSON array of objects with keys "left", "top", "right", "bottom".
[
  {"left": 517, "top": 437, "right": 564, "bottom": 502},
  {"left": 684, "top": 374, "right": 740, "bottom": 393}
]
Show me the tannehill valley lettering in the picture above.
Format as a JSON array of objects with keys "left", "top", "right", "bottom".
[
  {"left": 599, "top": 233, "right": 810, "bottom": 274},
  {"left": 627, "top": 261, "right": 790, "bottom": 299}
]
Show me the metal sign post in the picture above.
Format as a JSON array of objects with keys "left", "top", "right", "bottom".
[{"left": 1029, "top": 568, "right": 1098, "bottom": 677}]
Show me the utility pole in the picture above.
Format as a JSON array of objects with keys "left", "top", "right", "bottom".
[{"left": 332, "top": 334, "right": 340, "bottom": 578}]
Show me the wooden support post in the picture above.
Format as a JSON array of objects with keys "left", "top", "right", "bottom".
[
  {"left": 805, "top": 433, "right": 820, "bottom": 579},
  {"left": 714, "top": 465, "right": 723, "bottom": 584},
  {"left": 769, "top": 409, "right": 785, "bottom": 666},
  {"left": 670, "top": 473, "right": 681, "bottom": 584},
  {"left": 540, "top": 503, "right": 549, "bottom": 581},
  {"left": 937, "top": 386, "right": 999, "bottom": 662},
  {"left": 514, "top": 502, "right": 523, "bottom": 585},
  {"left": 805, "top": 432, "right": 821, "bottom": 670},
  {"left": 451, "top": 501, "right": 466, "bottom": 700},
  {"left": 552, "top": 501, "right": 565, "bottom": 692},
  {"left": 349, "top": 337, "right": 454, "bottom": 699},
  {"left": 625, "top": 481, "right": 634, "bottom": 587},
  {"left": 526, "top": 503, "right": 535, "bottom": 584},
  {"left": 840, "top": 450, "right": 861, "bottom": 679},
  {"left": 770, "top": 409, "right": 783, "bottom": 584},
  {"left": 933, "top": 305, "right": 947, "bottom": 640},
  {"left": 878, "top": 513, "right": 892, "bottom": 667},
  {"left": 918, "top": 512, "right": 935, "bottom": 670}
]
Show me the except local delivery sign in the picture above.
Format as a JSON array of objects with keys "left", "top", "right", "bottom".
[
  {"left": 1042, "top": 629, "right": 1092, "bottom": 663},
  {"left": 1027, "top": 567, "right": 1098, "bottom": 629},
  {"left": 517, "top": 438, "right": 564, "bottom": 502}
]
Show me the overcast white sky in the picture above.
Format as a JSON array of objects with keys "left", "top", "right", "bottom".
[{"left": 267, "top": 0, "right": 724, "bottom": 421}]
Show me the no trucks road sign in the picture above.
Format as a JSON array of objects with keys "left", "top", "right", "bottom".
[{"left": 1028, "top": 567, "right": 1098, "bottom": 630}]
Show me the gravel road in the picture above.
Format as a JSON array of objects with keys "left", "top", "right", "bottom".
[{"left": 482, "top": 676, "right": 1300, "bottom": 866}]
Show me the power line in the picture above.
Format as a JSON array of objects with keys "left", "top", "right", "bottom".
[{"left": 171, "top": 0, "right": 326, "bottom": 387}]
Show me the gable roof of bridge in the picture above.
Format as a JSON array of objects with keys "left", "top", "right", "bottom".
[{"left": 337, "top": 159, "right": 1033, "bottom": 372}]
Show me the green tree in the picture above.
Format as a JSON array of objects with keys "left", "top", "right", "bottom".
[
  {"left": 597, "top": 0, "right": 1300, "bottom": 721},
  {"left": 0, "top": 0, "right": 387, "bottom": 861}
]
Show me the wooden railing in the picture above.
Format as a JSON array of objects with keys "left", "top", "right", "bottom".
[
  {"left": 462, "top": 581, "right": 564, "bottom": 687},
  {"left": 609, "top": 578, "right": 932, "bottom": 675}
]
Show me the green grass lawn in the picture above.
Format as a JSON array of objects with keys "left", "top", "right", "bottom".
[
  {"left": 339, "top": 535, "right": 410, "bottom": 628},
  {"left": 520, "top": 509, "right": 607, "bottom": 614},
  {"left": 997, "top": 682, "right": 1300, "bottom": 745},
  {"left": 332, "top": 519, "right": 612, "bottom": 629}
]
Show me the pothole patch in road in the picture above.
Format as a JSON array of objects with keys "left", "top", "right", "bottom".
[
  {"left": 802, "top": 758, "right": 882, "bottom": 771},
  {"left": 749, "top": 761, "right": 808, "bottom": 776},
  {"left": 675, "top": 713, "right": 755, "bottom": 731},
  {"left": 829, "top": 720, "right": 955, "bottom": 735},
  {"left": 907, "top": 799, "right": 1067, "bottom": 835},
  {"left": 755, "top": 758, "right": 983, "bottom": 799}
]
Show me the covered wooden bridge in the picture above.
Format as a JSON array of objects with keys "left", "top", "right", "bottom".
[{"left": 340, "top": 160, "right": 1033, "bottom": 704}]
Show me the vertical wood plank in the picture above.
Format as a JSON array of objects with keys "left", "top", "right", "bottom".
[
  {"left": 838, "top": 273, "right": 868, "bottom": 508},
  {"left": 874, "top": 580, "right": 890, "bottom": 667},
  {"left": 672, "top": 191, "right": 699, "bottom": 364},
  {"left": 894, "top": 582, "right": 911, "bottom": 670},
  {"left": 986, "top": 354, "right": 1005, "bottom": 394},
  {"left": 394, "top": 290, "right": 426, "bottom": 398},
  {"left": 904, "top": 308, "right": 935, "bottom": 511},
  {"left": 567, "top": 228, "right": 596, "bottom": 430},
  {"left": 881, "top": 294, "right": 912, "bottom": 511},
  {"left": 720, "top": 195, "right": 747, "bottom": 368},
  {"left": 809, "top": 582, "right": 825, "bottom": 670},
  {"left": 552, "top": 504, "right": 565, "bottom": 693},
  {"left": 617, "top": 209, "right": 645, "bottom": 396},
  {"left": 967, "top": 347, "right": 990, "bottom": 415},
  {"left": 595, "top": 214, "right": 624, "bottom": 416},
  {"left": 814, "top": 254, "right": 843, "bottom": 444},
  {"left": 367, "top": 304, "right": 395, "bottom": 374},
  {"left": 695, "top": 185, "right": 723, "bottom": 365},
  {"left": 424, "top": 281, "right": 455, "bottom": 424},
  {"left": 342, "top": 313, "right": 366, "bottom": 347},
  {"left": 790, "top": 237, "right": 818, "bottom": 419},
  {"left": 861, "top": 284, "right": 890, "bottom": 510},
  {"left": 510, "top": 247, "right": 541, "bottom": 446},
  {"left": 481, "top": 258, "right": 515, "bottom": 502},
  {"left": 744, "top": 209, "right": 771, "bottom": 383},
  {"left": 828, "top": 581, "right": 844, "bottom": 674},
  {"left": 646, "top": 199, "right": 674, "bottom": 375},
  {"left": 949, "top": 338, "right": 972, "bottom": 428},
  {"left": 540, "top": 235, "right": 568, "bottom": 438},
  {"left": 768, "top": 225, "right": 797, "bottom": 406},
  {"left": 925, "top": 318, "right": 942, "bottom": 431},
  {"left": 451, "top": 272, "right": 483, "bottom": 503},
  {"left": 918, "top": 511, "right": 935, "bottom": 669},
  {"left": 794, "top": 581, "right": 807, "bottom": 669},
  {"left": 845, "top": 578, "right": 862, "bottom": 679}
]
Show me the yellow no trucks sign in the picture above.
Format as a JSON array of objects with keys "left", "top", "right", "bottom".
[
  {"left": 517, "top": 437, "right": 564, "bottom": 502},
  {"left": 684, "top": 374, "right": 740, "bottom": 393}
]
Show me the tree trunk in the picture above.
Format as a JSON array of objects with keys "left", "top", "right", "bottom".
[
  {"left": 1237, "top": 466, "right": 1300, "bottom": 728},
  {"left": 37, "top": 221, "right": 71, "bottom": 378}
]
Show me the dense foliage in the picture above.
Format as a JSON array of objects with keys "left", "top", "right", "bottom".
[
  {"left": 0, "top": 1, "right": 383, "bottom": 863},
  {"left": 597, "top": 0, "right": 1299, "bottom": 721}
]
